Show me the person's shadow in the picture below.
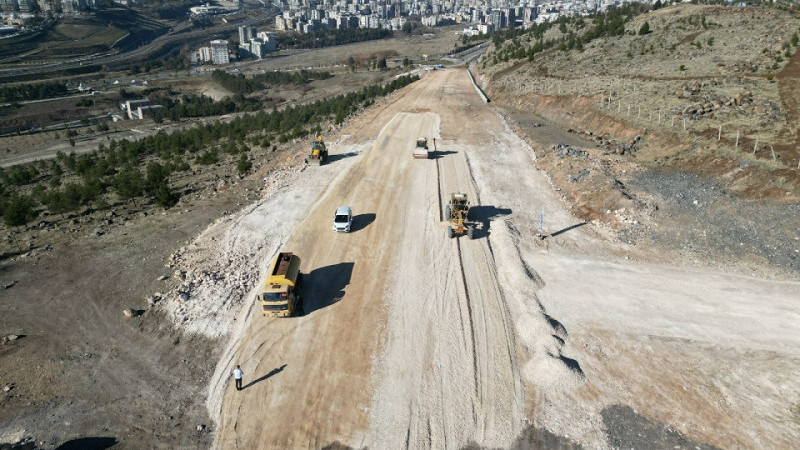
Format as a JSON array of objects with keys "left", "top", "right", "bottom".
[{"left": 242, "top": 364, "right": 287, "bottom": 390}]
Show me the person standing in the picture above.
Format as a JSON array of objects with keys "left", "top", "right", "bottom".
[{"left": 232, "top": 365, "right": 243, "bottom": 391}]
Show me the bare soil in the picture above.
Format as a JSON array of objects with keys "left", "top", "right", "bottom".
[{"left": 2, "top": 7, "right": 799, "bottom": 449}]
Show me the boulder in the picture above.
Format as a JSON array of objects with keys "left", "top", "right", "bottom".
[{"left": 123, "top": 309, "right": 142, "bottom": 319}]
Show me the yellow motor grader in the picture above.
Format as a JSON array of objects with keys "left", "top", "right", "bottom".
[{"left": 444, "top": 192, "right": 474, "bottom": 239}]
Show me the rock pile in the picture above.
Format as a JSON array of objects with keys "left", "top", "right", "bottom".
[
  {"left": 553, "top": 143, "right": 587, "bottom": 158},
  {"left": 566, "top": 129, "right": 641, "bottom": 155},
  {"left": 673, "top": 82, "right": 783, "bottom": 122},
  {"left": 570, "top": 169, "right": 591, "bottom": 183}
]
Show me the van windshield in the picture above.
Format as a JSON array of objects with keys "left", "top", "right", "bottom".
[
  {"left": 262, "top": 292, "right": 287, "bottom": 302},
  {"left": 335, "top": 215, "right": 349, "bottom": 223}
]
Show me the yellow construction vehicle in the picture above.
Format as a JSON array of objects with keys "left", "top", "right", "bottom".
[
  {"left": 307, "top": 135, "right": 329, "bottom": 166},
  {"left": 259, "top": 252, "right": 303, "bottom": 317},
  {"left": 445, "top": 192, "right": 474, "bottom": 239}
]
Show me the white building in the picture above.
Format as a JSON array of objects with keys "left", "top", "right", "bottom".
[
  {"left": 209, "top": 39, "right": 230, "bottom": 64},
  {"left": 194, "top": 39, "right": 230, "bottom": 65}
]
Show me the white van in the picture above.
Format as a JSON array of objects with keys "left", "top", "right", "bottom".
[{"left": 333, "top": 206, "right": 353, "bottom": 232}]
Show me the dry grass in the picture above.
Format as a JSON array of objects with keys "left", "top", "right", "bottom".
[{"left": 481, "top": 3, "right": 800, "bottom": 201}]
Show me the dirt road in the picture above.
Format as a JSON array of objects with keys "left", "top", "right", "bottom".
[{"left": 195, "top": 68, "right": 799, "bottom": 448}]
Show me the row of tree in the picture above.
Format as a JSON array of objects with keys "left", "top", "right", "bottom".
[
  {"left": 0, "top": 81, "right": 69, "bottom": 103},
  {"left": 0, "top": 75, "right": 420, "bottom": 227},
  {"left": 487, "top": 2, "right": 653, "bottom": 65},
  {"left": 280, "top": 28, "right": 393, "bottom": 49},
  {"left": 211, "top": 69, "right": 333, "bottom": 95}
]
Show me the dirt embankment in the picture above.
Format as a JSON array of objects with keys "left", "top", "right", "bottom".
[{"left": 475, "top": 19, "right": 800, "bottom": 279}]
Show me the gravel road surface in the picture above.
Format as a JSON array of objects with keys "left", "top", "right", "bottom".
[{"left": 154, "top": 68, "right": 799, "bottom": 449}]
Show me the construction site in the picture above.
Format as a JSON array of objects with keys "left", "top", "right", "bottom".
[
  {"left": 2, "top": 4, "right": 800, "bottom": 447},
  {"left": 163, "top": 68, "right": 798, "bottom": 449}
]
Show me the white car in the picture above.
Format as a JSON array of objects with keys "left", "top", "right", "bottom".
[{"left": 333, "top": 206, "right": 352, "bottom": 232}]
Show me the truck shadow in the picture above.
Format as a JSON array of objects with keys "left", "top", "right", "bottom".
[
  {"left": 468, "top": 205, "right": 512, "bottom": 239},
  {"left": 303, "top": 262, "right": 355, "bottom": 315},
  {"left": 430, "top": 150, "right": 458, "bottom": 159},
  {"left": 350, "top": 213, "right": 376, "bottom": 232}
]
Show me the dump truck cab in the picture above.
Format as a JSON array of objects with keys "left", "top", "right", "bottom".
[{"left": 260, "top": 252, "right": 303, "bottom": 317}]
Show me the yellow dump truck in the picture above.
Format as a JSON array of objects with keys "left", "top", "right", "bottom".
[{"left": 260, "top": 252, "right": 303, "bottom": 317}]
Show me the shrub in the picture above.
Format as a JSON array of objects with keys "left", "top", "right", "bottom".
[
  {"left": 237, "top": 154, "right": 252, "bottom": 175},
  {"left": 196, "top": 149, "right": 219, "bottom": 165},
  {"left": 113, "top": 166, "right": 144, "bottom": 200},
  {"left": 153, "top": 182, "right": 178, "bottom": 208},
  {"left": 1, "top": 194, "right": 37, "bottom": 226}
]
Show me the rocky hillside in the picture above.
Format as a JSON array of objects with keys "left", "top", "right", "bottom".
[{"left": 475, "top": 2, "right": 800, "bottom": 277}]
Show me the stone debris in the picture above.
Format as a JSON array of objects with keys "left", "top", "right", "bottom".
[
  {"left": 147, "top": 292, "right": 163, "bottom": 307},
  {"left": 552, "top": 143, "right": 587, "bottom": 158},
  {"left": 1, "top": 334, "right": 21, "bottom": 345},
  {"left": 673, "top": 83, "right": 783, "bottom": 122},
  {"left": 570, "top": 169, "right": 590, "bottom": 183}
]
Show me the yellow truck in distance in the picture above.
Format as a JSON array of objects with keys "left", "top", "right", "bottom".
[{"left": 260, "top": 252, "right": 303, "bottom": 317}]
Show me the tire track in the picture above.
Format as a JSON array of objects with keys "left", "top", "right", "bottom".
[
  {"left": 368, "top": 70, "right": 523, "bottom": 449},
  {"left": 454, "top": 236, "right": 480, "bottom": 398},
  {"left": 436, "top": 140, "right": 524, "bottom": 443}
]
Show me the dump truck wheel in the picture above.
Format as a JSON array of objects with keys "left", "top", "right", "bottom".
[
  {"left": 447, "top": 226, "right": 454, "bottom": 239},
  {"left": 467, "top": 225, "right": 475, "bottom": 240},
  {"left": 444, "top": 204, "right": 451, "bottom": 220}
]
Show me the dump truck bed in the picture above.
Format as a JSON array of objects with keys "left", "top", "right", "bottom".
[{"left": 267, "top": 252, "right": 301, "bottom": 287}]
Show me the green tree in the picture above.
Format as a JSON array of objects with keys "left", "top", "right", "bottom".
[
  {"left": 377, "top": 58, "right": 387, "bottom": 70},
  {"left": 403, "top": 57, "right": 412, "bottom": 67},
  {"left": 237, "top": 154, "right": 252, "bottom": 175},
  {"left": 1, "top": 194, "right": 37, "bottom": 226},
  {"left": 638, "top": 21, "right": 651, "bottom": 35},
  {"left": 153, "top": 182, "right": 178, "bottom": 208},
  {"left": 113, "top": 166, "right": 144, "bottom": 200}
]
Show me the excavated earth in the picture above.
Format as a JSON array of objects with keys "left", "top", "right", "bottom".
[
  {"left": 178, "top": 69, "right": 798, "bottom": 448},
  {"left": 2, "top": 67, "right": 799, "bottom": 449}
]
